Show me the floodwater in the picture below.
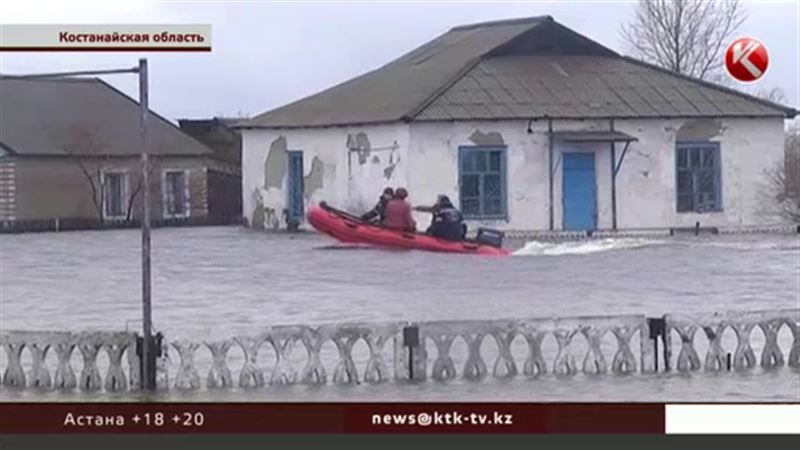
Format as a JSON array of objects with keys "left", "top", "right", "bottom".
[{"left": 0, "top": 226, "right": 798, "bottom": 401}]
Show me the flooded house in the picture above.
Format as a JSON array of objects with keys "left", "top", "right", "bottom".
[
  {"left": 238, "top": 16, "right": 798, "bottom": 232},
  {"left": 0, "top": 76, "right": 230, "bottom": 231}
]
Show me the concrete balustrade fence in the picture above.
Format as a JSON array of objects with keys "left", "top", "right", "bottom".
[
  {"left": 404, "top": 315, "right": 654, "bottom": 382},
  {"left": 1, "top": 308, "right": 797, "bottom": 394},
  {"left": 663, "top": 309, "right": 800, "bottom": 372},
  {"left": 0, "top": 331, "right": 139, "bottom": 392}
]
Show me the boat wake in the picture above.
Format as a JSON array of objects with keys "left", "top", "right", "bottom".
[
  {"left": 513, "top": 238, "right": 663, "bottom": 256},
  {"left": 313, "top": 244, "right": 373, "bottom": 251}
]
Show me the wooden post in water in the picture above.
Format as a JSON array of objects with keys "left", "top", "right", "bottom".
[{"left": 138, "top": 58, "right": 155, "bottom": 391}]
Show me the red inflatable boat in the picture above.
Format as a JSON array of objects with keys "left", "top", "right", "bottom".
[{"left": 307, "top": 203, "right": 511, "bottom": 256}]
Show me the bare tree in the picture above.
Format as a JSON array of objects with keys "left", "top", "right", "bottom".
[
  {"left": 620, "top": 0, "right": 746, "bottom": 80},
  {"left": 60, "top": 123, "right": 156, "bottom": 222},
  {"left": 752, "top": 87, "right": 799, "bottom": 223},
  {"left": 123, "top": 160, "right": 160, "bottom": 221},
  {"left": 752, "top": 86, "right": 787, "bottom": 104},
  {"left": 764, "top": 121, "right": 800, "bottom": 223},
  {"left": 59, "top": 123, "right": 111, "bottom": 221}
]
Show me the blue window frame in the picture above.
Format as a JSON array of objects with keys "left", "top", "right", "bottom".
[
  {"left": 458, "top": 146, "right": 507, "bottom": 219},
  {"left": 675, "top": 142, "right": 722, "bottom": 213}
]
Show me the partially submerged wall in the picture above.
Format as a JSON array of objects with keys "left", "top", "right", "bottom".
[
  {"left": 613, "top": 117, "right": 785, "bottom": 228},
  {"left": 241, "top": 116, "right": 786, "bottom": 231},
  {"left": 408, "top": 117, "right": 785, "bottom": 230},
  {"left": 241, "top": 123, "right": 410, "bottom": 229}
]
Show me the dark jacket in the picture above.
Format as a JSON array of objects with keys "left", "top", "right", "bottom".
[
  {"left": 383, "top": 199, "right": 416, "bottom": 231},
  {"left": 428, "top": 206, "right": 464, "bottom": 241},
  {"left": 361, "top": 198, "right": 389, "bottom": 222}
]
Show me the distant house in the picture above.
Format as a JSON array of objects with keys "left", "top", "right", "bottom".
[
  {"left": 238, "top": 16, "right": 798, "bottom": 232},
  {"left": 0, "top": 76, "right": 222, "bottom": 231},
  {"left": 178, "top": 118, "right": 243, "bottom": 224}
]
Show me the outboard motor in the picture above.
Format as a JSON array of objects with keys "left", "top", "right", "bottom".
[{"left": 476, "top": 228, "right": 504, "bottom": 248}]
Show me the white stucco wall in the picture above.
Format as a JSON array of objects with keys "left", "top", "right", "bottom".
[
  {"left": 240, "top": 123, "right": 410, "bottom": 228},
  {"left": 613, "top": 117, "right": 785, "bottom": 228},
  {"left": 407, "top": 117, "right": 785, "bottom": 230},
  {"left": 241, "top": 116, "right": 786, "bottom": 231},
  {"left": 408, "top": 120, "right": 550, "bottom": 230}
]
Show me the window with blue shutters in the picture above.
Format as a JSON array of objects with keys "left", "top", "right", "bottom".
[
  {"left": 458, "top": 146, "right": 507, "bottom": 219},
  {"left": 676, "top": 142, "right": 722, "bottom": 213}
]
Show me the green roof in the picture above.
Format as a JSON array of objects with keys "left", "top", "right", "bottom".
[
  {"left": 0, "top": 77, "right": 212, "bottom": 157},
  {"left": 239, "top": 16, "right": 796, "bottom": 129}
]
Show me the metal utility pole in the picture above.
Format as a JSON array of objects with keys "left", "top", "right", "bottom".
[
  {"left": 11, "top": 60, "right": 156, "bottom": 390},
  {"left": 138, "top": 58, "right": 155, "bottom": 391}
]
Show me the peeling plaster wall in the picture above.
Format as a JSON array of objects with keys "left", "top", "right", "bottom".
[
  {"left": 242, "top": 116, "right": 785, "bottom": 231},
  {"left": 408, "top": 117, "right": 786, "bottom": 231},
  {"left": 409, "top": 121, "right": 551, "bottom": 230},
  {"left": 263, "top": 136, "right": 288, "bottom": 189},
  {"left": 304, "top": 156, "right": 325, "bottom": 198},
  {"left": 613, "top": 117, "right": 785, "bottom": 228},
  {"left": 408, "top": 119, "right": 615, "bottom": 230},
  {"left": 241, "top": 123, "right": 410, "bottom": 228}
]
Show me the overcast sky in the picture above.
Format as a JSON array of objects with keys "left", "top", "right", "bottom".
[{"left": 1, "top": 1, "right": 798, "bottom": 121}]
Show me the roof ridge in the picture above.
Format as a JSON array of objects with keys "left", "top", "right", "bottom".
[
  {"left": 450, "top": 15, "right": 552, "bottom": 32},
  {"left": 404, "top": 18, "right": 552, "bottom": 120},
  {"left": 619, "top": 56, "right": 798, "bottom": 117},
  {"left": 239, "top": 16, "right": 545, "bottom": 128},
  {"left": 91, "top": 77, "right": 214, "bottom": 155}
]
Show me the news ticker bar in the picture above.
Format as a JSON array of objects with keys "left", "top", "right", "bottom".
[
  {"left": 0, "top": 403, "right": 798, "bottom": 434},
  {"left": 0, "top": 24, "right": 212, "bottom": 51}
]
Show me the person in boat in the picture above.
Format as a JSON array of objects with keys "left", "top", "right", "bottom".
[
  {"left": 360, "top": 187, "right": 394, "bottom": 223},
  {"left": 415, "top": 195, "right": 466, "bottom": 241},
  {"left": 382, "top": 187, "right": 416, "bottom": 232}
]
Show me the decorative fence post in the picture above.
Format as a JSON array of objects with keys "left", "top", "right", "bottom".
[
  {"left": 641, "top": 318, "right": 660, "bottom": 373},
  {"left": 581, "top": 325, "right": 608, "bottom": 375},
  {"left": 490, "top": 323, "right": 518, "bottom": 378},
  {"left": 77, "top": 336, "right": 103, "bottom": 391},
  {"left": 363, "top": 323, "right": 399, "bottom": 384},
  {"left": 2, "top": 341, "right": 26, "bottom": 388},
  {"left": 521, "top": 326, "right": 547, "bottom": 378},
  {"left": 205, "top": 340, "right": 234, "bottom": 389},
  {"left": 300, "top": 327, "right": 328, "bottom": 385},
  {"left": 331, "top": 327, "right": 361, "bottom": 385},
  {"left": 787, "top": 320, "right": 799, "bottom": 368},
  {"left": 104, "top": 333, "right": 133, "bottom": 392},
  {"left": 54, "top": 339, "right": 77, "bottom": 390},
  {"left": 611, "top": 326, "right": 638, "bottom": 374},
  {"left": 552, "top": 328, "right": 579, "bottom": 376},
  {"left": 265, "top": 326, "right": 302, "bottom": 386},
  {"left": 234, "top": 336, "right": 265, "bottom": 388},
  {"left": 172, "top": 340, "right": 201, "bottom": 391},
  {"left": 27, "top": 341, "right": 52, "bottom": 389},
  {"left": 732, "top": 322, "right": 757, "bottom": 370}
]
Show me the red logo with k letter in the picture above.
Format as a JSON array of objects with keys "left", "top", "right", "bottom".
[{"left": 725, "top": 37, "right": 769, "bottom": 83}]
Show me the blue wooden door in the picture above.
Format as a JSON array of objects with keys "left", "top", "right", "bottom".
[
  {"left": 562, "top": 153, "right": 596, "bottom": 231},
  {"left": 287, "top": 151, "right": 304, "bottom": 222}
]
